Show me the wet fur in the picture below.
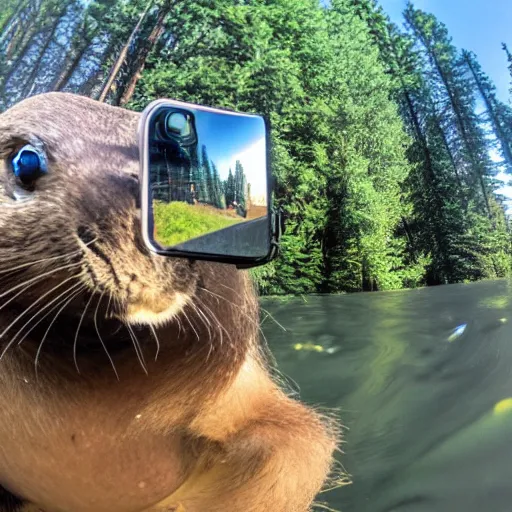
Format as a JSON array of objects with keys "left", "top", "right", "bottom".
[{"left": 0, "top": 93, "right": 338, "bottom": 512}]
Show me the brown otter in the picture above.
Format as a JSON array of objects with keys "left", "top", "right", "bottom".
[{"left": 0, "top": 92, "right": 338, "bottom": 512}]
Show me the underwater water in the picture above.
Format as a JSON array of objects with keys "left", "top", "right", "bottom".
[{"left": 260, "top": 279, "right": 512, "bottom": 512}]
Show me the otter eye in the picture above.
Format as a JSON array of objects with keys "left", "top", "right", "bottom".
[{"left": 11, "top": 145, "right": 48, "bottom": 186}]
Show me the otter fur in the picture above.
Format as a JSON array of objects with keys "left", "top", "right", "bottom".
[{"left": 0, "top": 92, "right": 338, "bottom": 512}]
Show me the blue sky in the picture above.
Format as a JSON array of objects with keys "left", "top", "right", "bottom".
[
  {"left": 194, "top": 109, "right": 268, "bottom": 201},
  {"left": 378, "top": 0, "right": 512, "bottom": 104}
]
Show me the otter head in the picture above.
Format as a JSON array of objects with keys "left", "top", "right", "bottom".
[{"left": 0, "top": 92, "right": 256, "bottom": 374}]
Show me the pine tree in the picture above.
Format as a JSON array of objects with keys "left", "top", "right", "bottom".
[
  {"left": 98, "top": 0, "right": 154, "bottom": 103},
  {"left": 225, "top": 169, "right": 235, "bottom": 207},
  {"left": 503, "top": 43, "right": 512, "bottom": 99},
  {"left": 200, "top": 145, "right": 214, "bottom": 204},
  {"left": 118, "top": 0, "right": 174, "bottom": 106},
  {"left": 0, "top": 0, "right": 75, "bottom": 107},
  {"left": 403, "top": 3, "right": 511, "bottom": 280},
  {"left": 462, "top": 49, "right": 512, "bottom": 172},
  {"left": 50, "top": 0, "right": 118, "bottom": 92},
  {"left": 349, "top": 0, "right": 512, "bottom": 284},
  {"left": 320, "top": 0, "right": 419, "bottom": 291},
  {"left": 404, "top": 4, "right": 495, "bottom": 217},
  {"left": 211, "top": 163, "right": 225, "bottom": 209}
]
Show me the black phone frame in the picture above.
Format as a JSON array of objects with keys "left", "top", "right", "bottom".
[{"left": 138, "top": 98, "right": 281, "bottom": 269}]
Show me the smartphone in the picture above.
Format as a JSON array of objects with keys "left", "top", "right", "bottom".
[{"left": 138, "top": 99, "right": 281, "bottom": 268}]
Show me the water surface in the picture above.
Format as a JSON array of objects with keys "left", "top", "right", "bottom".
[{"left": 261, "top": 279, "right": 512, "bottom": 512}]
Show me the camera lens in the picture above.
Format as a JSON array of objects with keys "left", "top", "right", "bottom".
[{"left": 165, "top": 112, "right": 191, "bottom": 138}]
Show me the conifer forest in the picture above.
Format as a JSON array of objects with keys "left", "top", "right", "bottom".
[{"left": 2, "top": 0, "right": 512, "bottom": 295}]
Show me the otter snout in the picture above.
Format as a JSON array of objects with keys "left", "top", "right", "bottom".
[
  {"left": 0, "top": 92, "right": 198, "bottom": 331},
  {"left": 73, "top": 167, "right": 197, "bottom": 327}
]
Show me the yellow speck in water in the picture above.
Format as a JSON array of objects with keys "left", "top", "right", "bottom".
[
  {"left": 500, "top": 318, "right": 508, "bottom": 324},
  {"left": 493, "top": 398, "right": 512, "bottom": 415},
  {"left": 293, "top": 342, "right": 325, "bottom": 352}
]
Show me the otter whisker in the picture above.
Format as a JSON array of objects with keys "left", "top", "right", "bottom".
[
  {"left": 0, "top": 281, "right": 84, "bottom": 361},
  {"left": 205, "top": 333, "right": 215, "bottom": 362},
  {"left": 13, "top": 283, "right": 87, "bottom": 348},
  {"left": 126, "top": 324, "right": 148, "bottom": 375},
  {"left": 259, "top": 307, "right": 287, "bottom": 332},
  {"left": 0, "top": 268, "right": 78, "bottom": 316},
  {"left": 0, "top": 240, "right": 96, "bottom": 275},
  {"left": 216, "top": 282, "right": 243, "bottom": 299},
  {"left": 106, "top": 290, "right": 114, "bottom": 319},
  {"left": 216, "top": 281, "right": 258, "bottom": 308},
  {"left": 0, "top": 274, "right": 82, "bottom": 342},
  {"left": 195, "top": 305, "right": 217, "bottom": 362},
  {"left": 212, "top": 282, "right": 265, "bottom": 320},
  {"left": 0, "top": 261, "right": 81, "bottom": 299},
  {"left": 193, "top": 298, "right": 230, "bottom": 360},
  {"left": 197, "top": 286, "right": 265, "bottom": 343},
  {"left": 149, "top": 325, "right": 160, "bottom": 362},
  {"left": 74, "top": 288, "right": 96, "bottom": 375},
  {"left": 194, "top": 297, "right": 233, "bottom": 347},
  {"left": 113, "top": 294, "right": 123, "bottom": 320},
  {"left": 175, "top": 315, "right": 183, "bottom": 339},
  {"left": 311, "top": 502, "right": 341, "bottom": 512},
  {"left": 181, "top": 308, "right": 200, "bottom": 342},
  {"left": 190, "top": 302, "right": 213, "bottom": 339},
  {"left": 33, "top": 287, "right": 86, "bottom": 381},
  {"left": 0, "top": 280, "right": 42, "bottom": 314},
  {"left": 215, "top": 281, "right": 273, "bottom": 328},
  {"left": 189, "top": 302, "right": 215, "bottom": 361},
  {"left": 94, "top": 289, "right": 119, "bottom": 381}
]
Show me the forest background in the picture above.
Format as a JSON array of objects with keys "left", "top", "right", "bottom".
[{"left": 2, "top": 0, "right": 512, "bottom": 295}]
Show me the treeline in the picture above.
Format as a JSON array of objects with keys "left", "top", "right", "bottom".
[
  {"left": 224, "top": 162, "right": 248, "bottom": 211},
  {"left": 150, "top": 140, "right": 248, "bottom": 212},
  {"left": 191, "top": 150, "right": 249, "bottom": 213},
  {"left": 1, "top": 0, "right": 512, "bottom": 295}
]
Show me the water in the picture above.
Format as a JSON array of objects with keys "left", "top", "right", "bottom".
[{"left": 260, "top": 279, "right": 512, "bottom": 512}]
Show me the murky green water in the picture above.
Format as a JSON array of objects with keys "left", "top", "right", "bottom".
[{"left": 260, "top": 279, "right": 512, "bottom": 512}]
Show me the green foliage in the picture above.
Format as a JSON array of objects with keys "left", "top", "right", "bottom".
[{"left": 462, "top": 50, "right": 512, "bottom": 172}]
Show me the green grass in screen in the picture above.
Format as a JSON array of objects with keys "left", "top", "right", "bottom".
[{"left": 153, "top": 200, "right": 242, "bottom": 247}]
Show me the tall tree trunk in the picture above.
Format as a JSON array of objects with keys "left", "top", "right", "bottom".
[
  {"left": 52, "top": 39, "right": 90, "bottom": 91},
  {"left": 119, "top": 0, "right": 173, "bottom": 107},
  {"left": 463, "top": 51, "right": 512, "bottom": 170},
  {"left": 1, "top": 27, "right": 39, "bottom": 91},
  {"left": 406, "top": 15, "right": 493, "bottom": 219},
  {"left": 21, "top": 7, "right": 65, "bottom": 98},
  {"left": 0, "top": 0, "right": 29, "bottom": 42},
  {"left": 98, "top": 0, "right": 154, "bottom": 103},
  {"left": 426, "top": 94, "right": 466, "bottom": 205},
  {"left": 4, "top": 0, "right": 42, "bottom": 61},
  {"left": 503, "top": 43, "right": 512, "bottom": 95},
  {"left": 5, "top": 19, "right": 35, "bottom": 61},
  {"left": 78, "top": 39, "right": 118, "bottom": 98},
  {"left": 401, "top": 87, "right": 452, "bottom": 278}
]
